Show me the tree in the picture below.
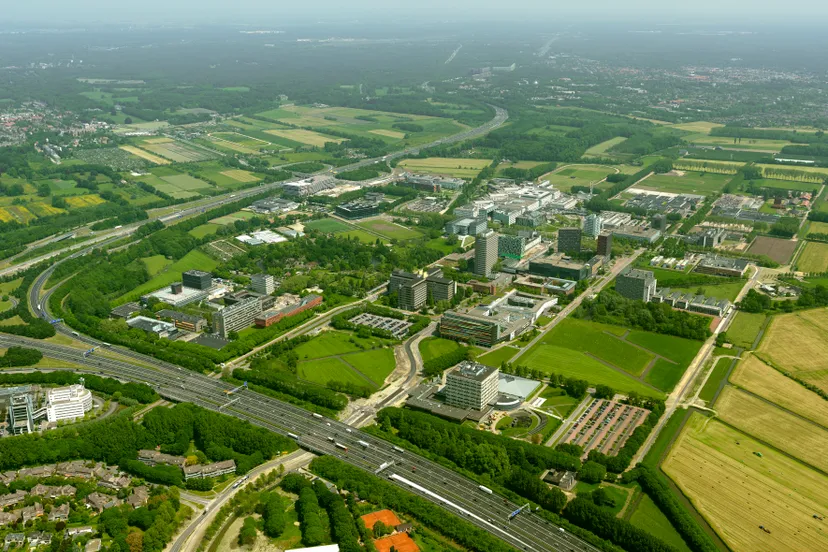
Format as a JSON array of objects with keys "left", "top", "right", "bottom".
[
  {"left": 373, "top": 520, "right": 390, "bottom": 538},
  {"left": 590, "top": 487, "right": 616, "bottom": 508},
  {"left": 238, "top": 516, "right": 258, "bottom": 546},
  {"left": 577, "top": 461, "right": 607, "bottom": 484},
  {"left": 125, "top": 532, "right": 143, "bottom": 552}
]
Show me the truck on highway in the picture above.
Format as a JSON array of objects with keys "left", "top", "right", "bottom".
[
  {"left": 287, "top": 433, "right": 299, "bottom": 439},
  {"left": 357, "top": 440, "right": 369, "bottom": 448},
  {"left": 393, "top": 446, "right": 405, "bottom": 453},
  {"left": 312, "top": 413, "right": 323, "bottom": 419},
  {"left": 478, "top": 485, "right": 493, "bottom": 495},
  {"left": 335, "top": 443, "right": 348, "bottom": 452}
]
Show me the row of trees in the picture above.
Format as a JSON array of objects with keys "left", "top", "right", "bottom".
[
  {"left": 0, "top": 346, "right": 43, "bottom": 367},
  {"left": 0, "top": 370, "right": 158, "bottom": 404}
]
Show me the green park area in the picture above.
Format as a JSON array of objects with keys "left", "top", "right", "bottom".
[
  {"left": 477, "top": 346, "right": 519, "bottom": 367},
  {"left": 628, "top": 495, "right": 693, "bottom": 552},
  {"left": 356, "top": 219, "right": 423, "bottom": 241},
  {"left": 303, "top": 218, "right": 353, "bottom": 234},
  {"left": 634, "top": 171, "right": 732, "bottom": 196},
  {"left": 117, "top": 249, "right": 218, "bottom": 304},
  {"left": 418, "top": 337, "right": 464, "bottom": 363},
  {"left": 293, "top": 330, "right": 396, "bottom": 390},
  {"left": 545, "top": 164, "right": 618, "bottom": 192}
]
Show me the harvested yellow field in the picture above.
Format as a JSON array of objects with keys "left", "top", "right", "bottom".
[
  {"left": 757, "top": 308, "right": 828, "bottom": 392},
  {"left": 0, "top": 208, "right": 13, "bottom": 222},
  {"left": 664, "top": 414, "right": 828, "bottom": 552},
  {"left": 264, "top": 129, "right": 344, "bottom": 147},
  {"left": 730, "top": 354, "right": 828, "bottom": 427},
  {"left": 31, "top": 202, "right": 65, "bottom": 216},
  {"left": 398, "top": 157, "right": 493, "bottom": 178},
  {"left": 143, "top": 137, "right": 174, "bottom": 144},
  {"left": 369, "top": 129, "right": 407, "bottom": 139},
  {"left": 797, "top": 241, "right": 828, "bottom": 273},
  {"left": 65, "top": 195, "right": 105, "bottom": 208},
  {"left": 716, "top": 386, "right": 828, "bottom": 472},
  {"left": 207, "top": 137, "right": 259, "bottom": 155},
  {"left": 670, "top": 121, "right": 724, "bottom": 133},
  {"left": 120, "top": 145, "right": 170, "bottom": 165},
  {"left": 220, "top": 170, "right": 259, "bottom": 183}
]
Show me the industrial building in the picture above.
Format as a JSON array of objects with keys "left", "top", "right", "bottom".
[
  {"left": 250, "top": 273, "right": 276, "bottom": 295},
  {"left": 616, "top": 269, "right": 658, "bottom": 302},
  {"left": 126, "top": 316, "right": 177, "bottom": 338},
  {"left": 474, "top": 230, "right": 499, "bottom": 278},
  {"left": 213, "top": 297, "right": 262, "bottom": 338},
  {"left": 557, "top": 227, "right": 582, "bottom": 254},
  {"left": 599, "top": 211, "right": 633, "bottom": 228},
  {"left": 282, "top": 175, "right": 336, "bottom": 197},
  {"left": 695, "top": 255, "right": 749, "bottom": 277},
  {"left": 597, "top": 232, "right": 613, "bottom": 259},
  {"left": 182, "top": 270, "right": 213, "bottom": 291},
  {"left": 445, "top": 361, "right": 500, "bottom": 411},
  {"left": 45, "top": 384, "right": 92, "bottom": 423},
  {"left": 254, "top": 294, "right": 323, "bottom": 327},
  {"left": 402, "top": 173, "right": 464, "bottom": 191},
  {"left": 584, "top": 214, "right": 603, "bottom": 238}
]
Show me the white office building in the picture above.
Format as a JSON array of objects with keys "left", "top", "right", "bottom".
[
  {"left": 584, "top": 214, "right": 603, "bottom": 238},
  {"left": 213, "top": 297, "right": 262, "bottom": 338},
  {"left": 46, "top": 384, "right": 93, "bottom": 423},
  {"left": 250, "top": 274, "right": 276, "bottom": 295},
  {"left": 445, "top": 361, "right": 500, "bottom": 411}
]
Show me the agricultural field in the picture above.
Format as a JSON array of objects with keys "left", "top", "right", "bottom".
[
  {"left": 757, "top": 164, "right": 828, "bottom": 182},
  {"left": 672, "top": 159, "right": 744, "bottom": 174},
  {"left": 418, "top": 337, "right": 463, "bottom": 364},
  {"left": 147, "top": 174, "right": 212, "bottom": 199},
  {"left": 73, "top": 147, "right": 151, "bottom": 171},
  {"left": 355, "top": 219, "right": 422, "bottom": 240},
  {"left": 118, "top": 145, "right": 170, "bottom": 165},
  {"left": 730, "top": 354, "right": 828, "bottom": 427},
  {"left": 633, "top": 171, "right": 732, "bottom": 196},
  {"left": 137, "top": 139, "right": 218, "bottom": 163},
  {"left": 398, "top": 157, "right": 492, "bottom": 179},
  {"left": 209, "top": 131, "right": 272, "bottom": 152},
  {"left": 65, "top": 195, "right": 106, "bottom": 208},
  {"left": 683, "top": 134, "right": 791, "bottom": 152},
  {"left": 544, "top": 164, "right": 618, "bottom": 192},
  {"left": 116, "top": 249, "right": 218, "bottom": 304},
  {"left": 726, "top": 311, "right": 766, "bottom": 349},
  {"left": 747, "top": 236, "right": 798, "bottom": 265},
  {"left": 807, "top": 220, "right": 828, "bottom": 236},
  {"left": 264, "top": 128, "right": 345, "bottom": 147},
  {"left": 716, "top": 386, "right": 828, "bottom": 472},
  {"left": 747, "top": 178, "right": 822, "bottom": 193},
  {"left": 369, "top": 129, "right": 407, "bottom": 139},
  {"left": 582, "top": 137, "right": 628, "bottom": 157},
  {"left": 664, "top": 413, "right": 828, "bottom": 552},
  {"left": 756, "top": 308, "right": 828, "bottom": 392},
  {"left": 796, "top": 241, "right": 828, "bottom": 272},
  {"left": 669, "top": 121, "right": 724, "bottom": 133},
  {"left": 303, "top": 218, "right": 353, "bottom": 233}
]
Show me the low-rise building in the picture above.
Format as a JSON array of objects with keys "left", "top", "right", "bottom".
[
  {"left": 335, "top": 199, "right": 383, "bottom": 219},
  {"left": 611, "top": 225, "right": 662, "bottom": 244},
  {"left": 0, "top": 512, "right": 19, "bottom": 527},
  {"left": 4, "top": 534, "right": 25, "bottom": 549},
  {"left": 65, "top": 527, "right": 94, "bottom": 539},
  {"left": 156, "top": 309, "right": 207, "bottom": 332},
  {"left": 20, "top": 503, "right": 44, "bottom": 523},
  {"left": 183, "top": 460, "right": 236, "bottom": 480},
  {"left": 695, "top": 255, "right": 749, "bottom": 277},
  {"left": 49, "top": 503, "right": 70, "bottom": 522},
  {"left": 86, "top": 492, "right": 120, "bottom": 512},
  {"left": 46, "top": 383, "right": 93, "bottom": 423},
  {"left": 543, "top": 469, "right": 576, "bottom": 491},
  {"left": 254, "top": 294, "right": 323, "bottom": 328},
  {"left": 528, "top": 255, "right": 591, "bottom": 281},
  {"left": 126, "top": 316, "right": 177, "bottom": 338},
  {"left": 137, "top": 450, "right": 187, "bottom": 468},
  {"left": 0, "top": 490, "right": 27, "bottom": 509},
  {"left": 127, "top": 486, "right": 149, "bottom": 509},
  {"left": 110, "top": 302, "right": 142, "bottom": 320}
]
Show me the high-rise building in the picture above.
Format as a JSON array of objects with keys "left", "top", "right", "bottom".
[
  {"left": 652, "top": 214, "right": 668, "bottom": 231},
  {"left": 474, "top": 230, "right": 499, "bottom": 278},
  {"left": 46, "top": 383, "right": 93, "bottom": 423},
  {"left": 389, "top": 270, "right": 428, "bottom": 311},
  {"left": 213, "top": 297, "right": 262, "bottom": 338},
  {"left": 597, "top": 232, "right": 613, "bottom": 259},
  {"left": 557, "top": 227, "right": 582, "bottom": 254},
  {"left": 584, "top": 214, "right": 603, "bottom": 238},
  {"left": 182, "top": 270, "right": 213, "bottom": 290},
  {"left": 445, "top": 361, "right": 500, "bottom": 411},
  {"left": 425, "top": 270, "right": 456, "bottom": 303},
  {"left": 616, "top": 269, "right": 657, "bottom": 302},
  {"left": 250, "top": 274, "right": 275, "bottom": 295},
  {"left": 9, "top": 394, "right": 34, "bottom": 435}
]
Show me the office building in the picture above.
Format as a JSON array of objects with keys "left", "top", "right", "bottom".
[
  {"left": 597, "top": 232, "right": 613, "bottom": 259},
  {"left": 213, "top": 297, "right": 262, "bottom": 338},
  {"left": 557, "top": 227, "right": 582, "bottom": 254},
  {"left": 693, "top": 228, "right": 726, "bottom": 248},
  {"left": 528, "top": 255, "right": 591, "bottom": 281},
  {"left": 254, "top": 294, "right": 323, "bottom": 328},
  {"left": 282, "top": 175, "right": 336, "bottom": 197},
  {"left": 445, "top": 217, "right": 488, "bottom": 236},
  {"left": 335, "top": 199, "right": 382, "bottom": 219},
  {"left": 498, "top": 232, "right": 541, "bottom": 260},
  {"left": 611, "top": 226, "right": 662, "bottom": 244},
  {"left": 389, "top": 270, "right": 429, "bottom": 311},
  {"left": 426, "top": 271, "right": 456, "bottom": 303},
  {"left": 616, "top": 269, "right": 657, "bottom": 302},
  {"left": 445, "top": 361, "right": 500, "bottom": 411},
  {"left": 46, "top": 383, "right": 93, "bottom": 423},
  {"left": 250, "top": 274, "right": 276, "bottom": 295},
  {"left": 474, "top": 230, "right": 499, "bottom": 278},
  {"left": 182, "top": 270, "right": 213, "bottom": 291},
  {"left": 156, "top": 310, "right": 207, "bottom": 332},
  {"left": 9, "top": 395, "right": 35, "bottom": 435},
  {"left": 652, "top": 214, "right": 668, "bottom": 231},
  {"left": 584, "top": 214, "right": 603, "bottom": 238},
  {"left": 695, "top": 255, "right": 749, "bottom": 277},
  {"left": 126, "top": 316, "right": 176, "bottom": 338},
  {"left": 515, "top": 211, "right": 545, "bottom": 227}
]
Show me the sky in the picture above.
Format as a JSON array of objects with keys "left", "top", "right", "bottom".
[{"left": 6, "top": 0, "right": 828, "bottom": 26}]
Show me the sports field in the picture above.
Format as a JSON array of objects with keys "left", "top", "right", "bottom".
[
  {"left": 730, "top": 354, "right": 828, "bottom": 427},
  {"left": 544, "top": 164, "right": 617, "bottom": 192},
  {"left": 264, "top": 129, "right": 344, "bottom": 147},
  {"left": 756, "top": 308, "right": 828, "bottom": 392},
  {"left": 797, "top": 241, "right": 828, "bottom": 273},
  {"left": 664, "top": 413, "right": 828, "bottom": 552},
  {"left": 119, "top": 145, "right": 170, "bottom": 165},
  {"left": 303, "top": 218, "right": 352, "bottom": 234},
  {"left": 634, "top": 171, "right": 731, "bottom": 196},
  {"left": 747, "top": 236, "right": 798, "bottom": 265},
  {"left": 398, "top": 157, "right": 492, "bottom": 179},
  {"left": 726, "top": 311, "right": 766, "bottom": 348},
  {"left": 716, "top": 386, "right": 828, "bottom": 472},
  {"left": 355, "top": 219, "right": 422, "bottom": 240}
]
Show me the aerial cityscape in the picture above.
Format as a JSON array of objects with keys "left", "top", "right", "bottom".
[{"left": 1, "top": 3, "right": 827, "bottom": 552}]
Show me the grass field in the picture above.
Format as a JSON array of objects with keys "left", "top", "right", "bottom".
[
  {"left": 343, "top": 348, "right": 396, "bottom": 386},
  {"left": 188, "top": 223, "right": 222, "bottom": 239},
  {"left": 537, "top": 386, "right": 580, "bottom": 418},
  {"left": 670, "top": 281, "right": 745, "bottom": 302},
  {"left": 298, "top": 357, "right": 369, "bottom": 388},
  {"left": 140, "top": 140, "right": 216, "bottom": 163},
  {"left": 757, "top": 308, "right": 828, "bottom": 392},
  {"left": 748, "top": 236, "right": 798, "bottom": 265},
  {"left": 398, "top": 157, "right": 492, "bottom": 179},
  {"left": 716, "top": 386, "right": 828, "bottom": 472},
  {"left": 264, "top": 129, "right": 344, "bottom": 147},
  {"left": 807, "top": 220, "right": 828, "bottom": 236},
  {"left": 629, "top": 495, "right": 693, "bottom": 552},
  {"left": 583, "top": 137, "right": 628, "bottom": 157},
  {"left": 355, "top": 219, "right": 422, "bottom": 240},
  {"left": 672, "top": 159, "right": 744, "bottom": 175},
  {"left": 545, "top": 164, "right": 617, "bottom": 192},
  {"left": 730, "top": 354, "right": 828, "bottom": 427},
  {"left": 220, "top": 169, "right": 260, "bottom": 183},
  {"left": 757, "top": 163, "right": 828, "bottom": 182},
  {"left": 684, "top": 134, "right": 791, "bottom": 152},
  {"left": 546, "top": 319, "right": 656, "bottom": 376},
  {"left": 634, "top": 171, "right": 732, "bottom": 196},
  {"left": 141, "top": 255, "right": 172, "bottom": 276},
  {"left": 369, "top": 129, "right": 406, "bottom": 139},
  {"left": 476, "top": 346, "right": 519, "bottom": 367},
  {"left": 797, "top": 241, "right": 828, "bottom": 272},
  {"left": 747, "top": 178, "right": 822, "bottom": 192},
  {"left": 293, "top": 331, "right": 392, "bottom": 360},
  {"left": 664, "top": 413, "right": 828, "bottom": 552},
  {"left": 341, "top": 230, "right": 380, "bottom": 244},
  {"left": 117, "top": 249, "right": 218, "bottom": 304},
  {"left": 119, "top": 145, "right": 170, "bottom": 165},
  {"left": 625, "top": 331, "right": 702, "bottom": 368},
  {"left": 418, "top": 337, "right": 463, "bottom": 364},
  {"left": 670, "top": 121, "right": 724, "bottom": 133},
  {"left": 727, "top": 312, "right": 766, "bottom": 348},
  {"left": 699, "top": 358, "right": 732, "bottom": 403},
  {"left": 644, "top": 358, "right": 685, "bottom": 393},
  {"left": 303, "top": 218, "right": 352, "bottom": 234},
  {"left": 209, "top": 211, "right": 257, "bottom": 225}
]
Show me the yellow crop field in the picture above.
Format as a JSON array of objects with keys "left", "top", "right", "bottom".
[
  {"left": 670, "top": 121, "right": 724, "bottom": 133},
  {"left": 0, "top": 208, "right": 13, "bottom": 222},
  {"left": 797, "top": 241, "right": 828, "bottom": 273},
  {"left": 716, "top": 386, "right": 828, "bottom": 472},
  {"left": 730, "top": 354, "right": 828, "bottom": 427},
  {"left": 207, "top": 136, "right": 259, "bottom": 155},
  {"left": 757, "top": 308, "right": 828, "bottom": 391},
  {"left": 31, "top": 202, "right": 65, "bottom": 216},
  {"left": 220, "top": 170, "right": 259, "bottom": 183},
  {"left": 264, "top": 129, "right": 344, "bottom": 147},
  {"left": 65, "top": 195, "right": 106, "bottom": 208},
  {"left": 664, "top": 414, "right": 828, "bottom": 552},
  {"left": 143, "top": 137, "right": 174, "bottom": 144},
  {"left": 120, "top": 145, "right": 170, "bottom": 165},
  {"left": 369, "top": 129, "right": 407, "bottom": 139}
]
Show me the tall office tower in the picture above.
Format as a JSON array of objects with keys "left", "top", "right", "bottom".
[
  {"left": 182, "top": 270, "right": 213, "bottom": 290},
  {"left": 584, "top": 214, "right": 603, "bottom": 238},
  {"left": 474, "top": 230, "right": 499, "bottom": 278},
  {"left": 597, "top": 232, "right": 613, "bottom": 259},
  {"left": 557, "top": 227, "right": 582, "bottom": 254},
  {"left": 250, "top": 274, "right": 275, "bottom": 295}
]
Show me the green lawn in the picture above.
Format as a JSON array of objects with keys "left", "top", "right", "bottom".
[
  {"left": 341, "top": 229, "right": 380, "bottom": 244},
  {"left": 188, "top": 223, "right": 222, "bottom": 239},
  {"left": 546, "top": 165, "right": 618, "bottom": 192},
  {"left": 727, "top": 312, "right": 767, "bottom": 349},
  {"left": 625, "top": 331, "right": 702, "bottom": 368},
  {"left": 635, "top": 172, "right": 732, "bottom": 196},
  {"left": 117, "top": 249, "right": 218, "bottom": 303},
  {"left": 699, "top": 357, "right": 733, "bottom": 403},
  {"left": 645, "top": 358, "right": 685, "bottom": 393},
  {"left": 304, "top": 218, "right": 352, "bottom": 233},
  {"left": 356, "top": 219, "right": 423, "bottom": 240},
  {"left": 141, "top": 255, "right": 172, "bottom": 277},
  {"left": 642, "top": 407, "right": 689, "bottom": 468},
  {"left": 583, "top": 137, "right": 628, "bottom": 157},
  {"left": 0, "top": 278, "right": 22, "bottom": 297},
  {"left": 343, "top": 348, "right": 396, "bottom": 386},
  {"left": 476, "top": 346, "right": 519, "bottom": 367},
  {"left": 594, "top": 485, "right": 631, "bottom": 517},
  {"left": 419, "top": 337, "right": 463, "bottom": 363},
  {"left": 670, "top": 281, "right": 745, "bottom": 302},
  {"left": 297, "top": 357, "right": 369, "bottom": 388},
  {"left": 629, "top": 495, "right": 693, "bottom": 552},
  {"left": 424, "top": 237, "right": 458, "bottom": 255},
  {"left": 538, "top": 387, "right": 580, "bottom": 418},
  {"left": 293, "top": 331, "right": 391, "bottom": 360},
  {"left": 0, "top": 298, "right": 12, "bottom": 313}
]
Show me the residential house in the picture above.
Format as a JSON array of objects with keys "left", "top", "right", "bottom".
[
  {"left": 126, "top": 486, "right": 149, "bottom": 509},
  {"left": 183, "top": 460, "right": 236, "bottom": 480},
  {"left": 65, "top": 527, "right": 94, "bottom": 539},
  {"left": 49, "top": 503, "right": 70, "bottom": 522},
  {"left": 26, "top": 531, "right": 50, "bottom": 548},
  {"left": 98, "top": 474, "right": 131, "bottom": 490},
  {"left": 395, "top": 523, "right": 413, "bottom": 533},
  {"left": 542, "top": 469, "right": 576, "bottom": 491},
  {"left": 85, "top": 492, "right": 119, "bottom": 513},
  {"left": 56, "top": 461, "right": 95, "bottom": 479},
  {"left": 20, "top": 503, "right": 44, "bottom": 524},
  {"left": 17, "top": 465, "right": 54, "bottom": 479},
  {"left": 0, "top": 471, "right": 16, "bottom": 485},
  {"left": 137, "top": 450, "right": 187, "bottom": 468},
  {"left": 0, "top": 511, "right": 20, "bottom": 527},
  {"left": 4, "top": 533, "right": 25, "bottom": 549},
  {"left": 0, "top": 490, "right": 27, "bottom": 509}
]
